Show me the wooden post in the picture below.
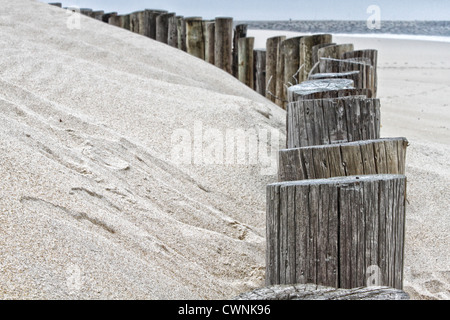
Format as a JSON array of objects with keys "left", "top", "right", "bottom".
[
  {"left": 265, "top": 36, "right": 286, "bottom": 105},
  {"left": 80, "top": 8, "right": 92, "bottom": 17},
  {"left": 318, "top": 44, "right": 355, "bottom": 61},
  {"left": 108, "top": 15, "right": 121, "bottom": 27},
  {"left": 287, "top": 78, "right": 355, "bottom": 103},
  {"left": 312, "top": 43, "right": 336, "bottom": 66},
  {"left": 276, "top": 45, "right": 286, "bottom": 109},
  {"left": 177, "top": 16, "right": 187, "bottom": 51},
  {"left": 233, "top": 24, "right": 248, "bottom": 77},
  {"left": 185, "top": 17, "right": 205, "bottom": 59},
  {"left": 238, "top": 37, "right": 255, "bottom": 89},
  {"left": 281, "top": 37, "right": 303, "bottom": 88},
  {"left": 319, "top": 58, "right": 375, "bottom": 96},
  {"left": 92, "top": 10, "right": 104, "bottom": 20},
  {"left": 119, "top": 14, "right": 131, "bottom": 30},
  {"left": 215, "top": 17, "right": 233, "bottom": 74},
  {"left": 146, "top": 10, "right": 168, "bottom": 40},
  {"left": 156, "top": 13, "right": 175, "bottom": 44},
  {"left": 203, "top": 20, "right": 215, "bottom": 64},
  {"left": 342, "top": 50, "right": 378, "bottom": 97},
  {"left": 102, "top": 12, "right": 117, "bottom": 24},
  {"left": 299, "top": 34, "right": 333, "bottom": 82},
  {"left": 168, "top": 15, "right": 179, "bottom": 47},
  {"left": 130, "top": 11, "right": 141, "bottom": 33},
  {"left": 278, "top": 138, "right": 408, "bottom": 182},
  {"left": 266, "top": 174, "right": 407, "bottom": 290},
  {"left": 254, "top": 49, "right": 267, "bottom": 96},
  {"left": 286, "top": 96, "right": 381, "bottom": 148},
  {"left": 48, "top": 2, "right": 62, "bottom": 7}
]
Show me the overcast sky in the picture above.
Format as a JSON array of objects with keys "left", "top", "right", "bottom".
[{"left": 44, "top": 0, "right": 450, "bottom": 20}]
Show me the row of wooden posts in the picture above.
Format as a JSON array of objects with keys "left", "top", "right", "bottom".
[{"left": 50, "top": 3, "right": 408, "bottom": 293}]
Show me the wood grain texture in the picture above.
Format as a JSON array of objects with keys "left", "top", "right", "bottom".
[
  {"left": 214, "top": 17, "right": 233, "bottom": 73},
  {"left": 286, "top": 96, "right": 381, "bottom": 148},
  {"left": 238, "top": 37, "right": 255, "bottom": 89},
  {"left": 266, "top": 175, "right": 407, "bottom": 290},
  {"left": 265, "top": 36, "right": 286, "bottom": 105},
  {"left": 299, "top": 34, "right": 333, "bottom": 82}
]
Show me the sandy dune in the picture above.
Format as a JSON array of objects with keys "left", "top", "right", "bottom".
[{"left": 0, "top": 1, "right": 448, "bottom": 300}]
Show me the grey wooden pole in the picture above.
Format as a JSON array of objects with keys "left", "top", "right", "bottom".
[
  {"left": 275, "top": 45, "right": 286, "bottom": 109},
  {"left": 92, "top": 10, "right": 104, "bottom": 20},
  {"left": 130, "top": 11, "right": 141, "bottom": 33},
  {"left": 286, "top": 96, "right": 381, "bottom": 148},
  {"left": 254, "top": 49, "right": 267, "bottom": 96},
  {"left": 265, "top": 36, "right": 286, "bottom": 104},
  {"left": 119, "top": 14, "right": 131, "bottom": 30},
  {"left": 102, "top": 12, "right": 117, "bottom": 24},
  {"left": 108, "top": 15, "right": 121, "bottom": 27},
  {"left": 185, "top": 17, "right": 205, "bottom": 59},
  {"left": 177, "top": 16, "right": 187, "bottom": 51},
  {"left": 80, "top": 8, "right": 92, "bottom": 17},
  {"left": 238, "top": 37, "right": 255, "bottom": 89},
  {"left": 233, "top": 24, "right": 248, "bottom": 77},
  {"left": 168, "top": 15, "right": 179, "bottom": 47},
  {"left": 156, "top": 12, "right": 175, "bottom": 44},
  {"left": 342, "top": 50, "right": 378, "bottom": 97},
  {"left": 214, "top": 17, "right": 233, "bottom": 74},
  {"left": 203, "top": 20, "right": 215, "bottom": 64},
  {"left": 266, "top": 174, "right": 407, "bottom": 290},
  {"left": 312, "top": 43, "right": 336, "bottom": 66},
  {"left": 299, "top": 34, "right": 333, "bottom": 82},
  {"left": 281, "top": 37, "right": 303, "bottom": 88},
  {"left": 146, "top": 10, "right": 168, "bottom": 40},
  {"left": 318, "top": 44, "right": 355, "bottom": 61},
  {"left": 278, "top": 137, "right": 408, "bottom": 182}
]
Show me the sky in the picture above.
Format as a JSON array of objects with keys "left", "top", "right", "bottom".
[{"left": 43, "top": 0, "right": 450, "bottom": 21}]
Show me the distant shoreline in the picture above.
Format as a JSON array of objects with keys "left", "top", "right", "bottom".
[{"left": 234, "top": 20, "right": 450, "bottom": 37}]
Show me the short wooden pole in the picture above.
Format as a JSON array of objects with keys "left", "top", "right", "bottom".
[
  {"left": 238, "top": 37, "right": 255, "bottom": 89},
  {"left": 168, "top": 15, "right": 179, "bottom": 47},
  {"left": 266, "top": 174, "right": 407, "bottom": 290},
  {"left": 102, "top": 12, "right": 117, "bottom": 24},
  {"left": 278, "top": 137, "right": 408, "bottom": 182},
  {"left": 254, "top": 49, "right": 267, "bottom": 96},
  {"left": 177, "top": 16, "right": 187, "bottom": 51},
  {"left": 343, "top": 50, "right": 378, "bottom": 97},
  {"left": 214, "top": 17, "right": 233, "bottom": 74},
  {"left": 286, "top": 96, "right": 381, "bottom": 148},
  {"left": 281, "top": 37, "right": 303, "bottom": 88},
  {"left": 233, "top": 24, "right": 248, "bottom": 77},
  {"left": 156, "top": 12, "right": 175, "bottom": 44},
  {"left": 119, "top": 14, "right": 131, "bottom": 30},
  {"left": 130, "top": 11, "right": 141, "bottom": 33},
  {"left": 276, "top": 46, "right": 286, "bottom": 109},
  {"left": 146, "top": 10, "right": 168, "bottom": 40},
  {"left": 203, "top": 20, "right": 215, "bottom": 64},
  {"left": 311, "top": 42, "right": 336, "bottom": 66},
  {"left": 265, "top": 36, "right": 286, "bottom": 105},
  {"left": 108, "top": 15, "right": 121, "bottom": 27},
  {"left": 318, "top": 44, "right": 355, "bottom": 61},
  {"left": 92, "top": 10, "right": 104, "bottom": 20},
  {"left": 299, "top": 34, "right": 333, "bottom": 82},
  {"left": 185, "top": 17, "right": 205, "bottom": 59}
]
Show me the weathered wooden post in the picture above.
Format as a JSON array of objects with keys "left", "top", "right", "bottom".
[
  {"left": 185, "top": 17, "right": 205, "bottom": 59},
  {"left": 156, "top": 12, "right": 175, "bottom": 44},
  {"left": 215, "top": 17, "right": 233, "bottom": 74},
  {"left": 343, "top": 50, "right": 378, "bottom": 97},
  {"left": 102, "top": 12, "right": 117, "bottom": 23},
  {"left": 177, "top": 16, "right": 187, "bottom": 51},
  {"left": 168, "top": 15, "right": 179, "bottom": 47},
  {"left": 254, "top": 49, "right": 267, "bottom": 96},
  {"left": 265, "top": 36, "right": 286, "bottom": 106},
  {"left": 108, "top": 15, "right": 121, "bottom": 27},
  {"left": 299, "top": 34, "right": 333, "bottom": 82},
  {"left": 281, "top": 37, "right": 302, "bottom": 89},
  {"left": 278, "top": 137, "right": 408, "bottom": 182},
  {"left": 130, "top": 11, "right": 141, "bottom": 33},
  {"left": 276, "top": 45, "right": 286, "bottom": 109},
  {"left": 318, "top": 44, "right": 354, "bottom": 61},
  {"left": 238, "top": 37, "right": 255, "bottom": 89},
  {"left": 286, "top": 96, "right": 381, "bottom": 148},
  {"left": 80, "top": 8, "right": 92, "bottom": 17},
  {"left": 233, "top": 24, "right": 248, "bottom": 77},
  {"left": 266, "top": 174, "right": 407, "bottom": 290},
  {"left": 92, "top": 10, "right": 104, "bottom": 20},
  {"left": 146, "top": 9, "right": 168, "bottom": 40},
  {"left": 119, "top": 14, "right": 131, "bottom": 30},
  {"left": 203, "top": 20, "right": 215, "bottom": 64},
  {"left": 312, "top": 43, "right": 336, "bottom": 66},
  {"left": 48, "top": 2, "right": 62, "bottom": 7}
]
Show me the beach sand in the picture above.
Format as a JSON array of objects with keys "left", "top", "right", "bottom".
[{"left": 0, "top": 1, "right": 448, "bottom": 300}]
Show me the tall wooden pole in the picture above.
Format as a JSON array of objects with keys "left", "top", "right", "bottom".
[
  {"left": 203, "top": 20, "right": 215, "bottom": 64},
  {"left": 233, "top": 24, "right": 248, "bottom": 77},
  {"left": 185, "top": 17, "right": 205, "bottom": 59},
  {"left": 238, "top": 37, "right": 255, "bottom": 89},
  {"left": 265, "top": 36, "right": 286, "bottom": 105},
  {"left": 214, "top": 17, "right": 233, "bottom": 74}
]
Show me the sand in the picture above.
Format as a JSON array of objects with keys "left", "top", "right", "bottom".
[{"left": 0, "top": 1, "right": 448, "bottom": 300}]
